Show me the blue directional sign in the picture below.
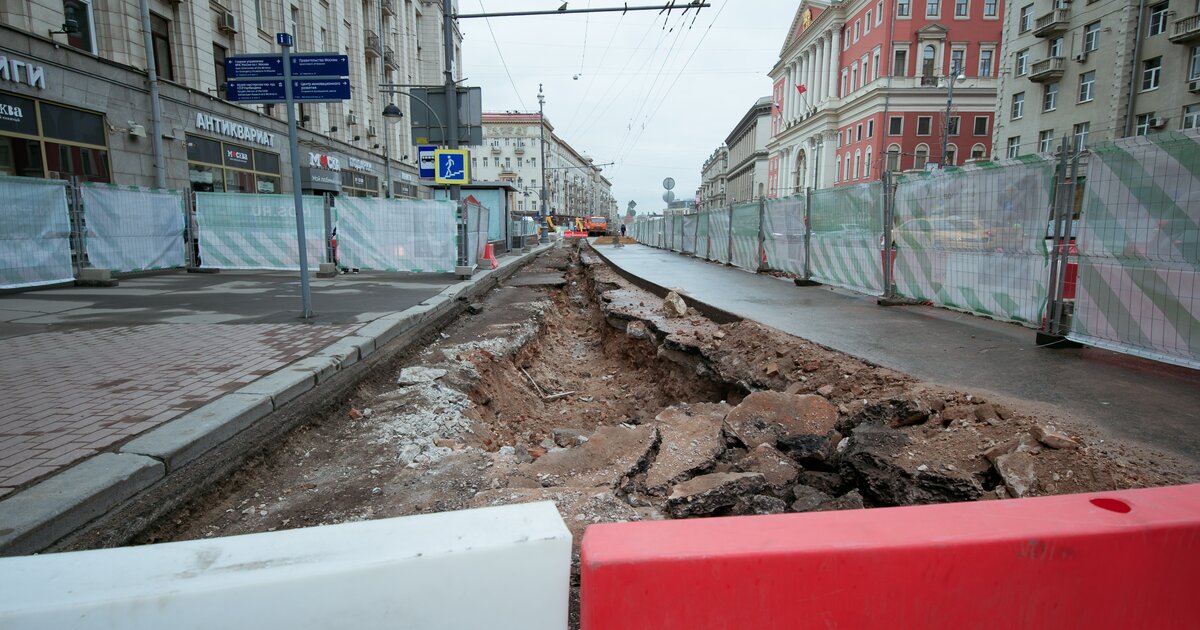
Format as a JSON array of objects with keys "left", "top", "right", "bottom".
[
  {"left": 290, "top": 54, "right": 350, "bottom": 77},
  {"left": 226, "top": 79, "right": 287, "bottom": 103},
  {"left": 225, "top": 55, "right": 285, "bottom": 79},
  {"left": 434, "top": 149, "right": 469, "bottom": 185},
  {"left": 292, "top": 78, "right": 352, "bottom": 102},
  {"left": 418, "top": 145, "right": 437, "bottom": 179}
]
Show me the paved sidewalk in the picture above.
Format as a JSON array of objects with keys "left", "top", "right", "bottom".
[
  {"left": 0, "top": 270, "right": 455, "bottom": 497},
  {"left": 594, "top": 243, "right": 1200, "bottom": 462}
]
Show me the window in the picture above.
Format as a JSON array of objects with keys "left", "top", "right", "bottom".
[
  {"left": 1011, "top": 92, "right": 1025, "bottom": 120},
  {"left": 984, "top": 0, "right": 997, "bottom": 16},
  {"left": 148, "top": 13, "right": 174, "bottom": 81},
  {"left": 844, "top": 154, "right": 852, "bottom": 179},
  {"left": 868, "top": 119, "right": 875, "bottom": 137},
  {"left": 1073, "top": 122, "right": 1090, "bottom": 151},
  {"left": 1142, "top": 57, "right": 1161, "bottom": 91},
  {"left": 254, "top": 0, "right": 263, "bottom": 29},
  {"left": 62, "top": 0, "right": 97, "bottom": 53},
  {"left": 472, "top": 158, "right": 477, "bottom": 169},
  {"left": 927, "top": 0, "right": 940, "bottom": 16},
  {"left": 887, "top": 145, "right": 902, "bottom": 171},
  {"left": 212, "top": 44, "right": 227, "bottom": 94},
  {"left": 889, "top": 116, "right": 904, "bottom": 135},
  {"left": 979, "top": 49, "right": 994, "bottom": 76},
  {"left": 865, "top": 148, "right": 873, "bottom": 176},
  {"left": 922, "top": 45, "right": 937, "bottom": 77},
  {"left": 854, "top": 21, "right": 861, "bottom": 41},
  {"left": 874, "top": 50, "right": 882, "bottom": 80},
  {"left": 973, "top": 115, "right": 989, "bottom": 135},
  {"left": 877, "top": 1, "right": 884, "bottom": 23},
  {"left": 504, "top": 157, "right": 511, "bottom": 167},
  {"left": 517, "top": 157, "right": 523, "bottom": 167},
  {"left": 955, "top": 0, "right": 968, "bottom": 17},
  {"left": 1148, "top": 3, "right": 1168, "bottom": 36},
  {"left": 1039, "top": 130, "right": 1055, "bottom": 153},
  {"left": 482, "top": 156, "right": 488, "bottom": 167},
  {"left": 951, "top": 49, "right": 966, "bottom": 75},
  {"left": 1007, "top": 136, "right": 1021, "bottom": 158},
  {"left": 1043, "top": 82, "right": 1059, "bottom": 111},
  {"left": 945, "top": 145, "right": 956, "bottom": 166},
  {"left": 1019, "top": 4, "right": 1034, "bottom": 32},
  {"left": 917, "top": 116, "right": 933, "bottom": 135},
  {"left": 1183, "top": 103, "right": 1200, "bottom": 129},
  {"left": 851, "top": 64, "right": 859, "bottom": 91},
  {"left": 971, "top": 144, "right": 986, "bottom": 159},
  {"left": 857, "top": 124, "right": 864, "bottom": 141},
  {"left": 1135, "top": 113, "right": 1152, "bottom": 136},
  {"left": 1084, "top": 22, "right": 1101, "bottom": 52},
  {"left": 1015, "top": 49, "right": 1029, "bottom": 76},
  {"left": 893, "top": 49, "right": 908, "bottom": 76},
  {"left": 949, "top": 116, "right": 961, "bottom": 135},
  {"left": 529, "top": 158, "right": 536, "bottom": 168},
  {"left": 1049, "top": 37, "right": 1063, "bottom": 58},
  {"left": 1078, "top": 71, "right": 1095, "bottom": 102},
  {"left": 1191, "top": 46, "right": 1200, "bottom": 80},
  {"left": 854, "top": 150, "right": 861, "bottom": 178},
  {"left": 866, "top": 11, "right": 872, "bottom": 32},
  {"left": 898, "top": 0, "right": 911, "bottom": 17},
  {"left": 914, "top": 145, "right": 929, "bottom": 169}
]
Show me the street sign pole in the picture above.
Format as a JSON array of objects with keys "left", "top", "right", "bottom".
[{"left": 281, "top": 35, "right": 314, "bottom": 319}]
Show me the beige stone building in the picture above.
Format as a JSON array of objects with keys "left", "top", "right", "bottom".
[
  {"left": 697, "top": 145, "right": 728, "bottom": 210},
  {"left": 725, "top": 96, "right": 773, "bottom": 204},
  {"left": 993, "top": 0, "right": 1200, "bottom": 157},
  {"left": 0, "top": 0, "right": 459, "bottom": 196}
]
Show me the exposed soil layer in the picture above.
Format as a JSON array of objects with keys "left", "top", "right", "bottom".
[{"left": 137, "top": 241, "right": 1197, "bottom": 624}]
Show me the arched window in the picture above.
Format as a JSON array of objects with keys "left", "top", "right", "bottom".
[
  {"left": 914, "top": 143, "right": 929, "bottom": 170},
  {"left": 864, "top": 147, "right": 873, "bottom": 179},
  {"left": 970, "top": 143, "right": 987, "bottom": 160},
  {"left": 854, "top": 149, "right": 861, "bottom": 178},
  {"left": 795, "top": 150, "right": 807, "bottom": 192},
  {"left": 844, "top": 154, "right": 852, "bottom": 180},
  {"left": 886, "top": 144, "right": 902, "bottom": 171},
  {"left": 922, "top": 44, "right": 936, "bottom": 77},
  {"left": 945, "top": 143, "right": 957, "bottom": 166},
  {"left": 836, "top": 154, "right": 843, "bottom": 181}
]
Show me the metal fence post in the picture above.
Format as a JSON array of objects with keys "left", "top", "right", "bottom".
[
  {"left": 804, "top": 187, "right": 813, "bottom": 280},
  {"left": 323, "top": 193, "right": 334, "bottom": 264},
  {"left": 693, "top": 209, "right": 701, "bottom": 258},
  {"left": 67, "top": 176, "right": 86, "bottom": 273},
  {"left": 1043, "top": 135, "right": 1076, "bottom": 340},
  {"left": 757, "top": 195, "right": 766, "bottom": 271},
  {"left": 727, "top": 203, "right": 734, "bottom": 265},
  {"left": 881, "top": 171, "right": 896, "bottom": 298}
]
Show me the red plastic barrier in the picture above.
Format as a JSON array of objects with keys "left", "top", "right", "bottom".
[{"left": 581, "top": 485, "right": 1200, "bottom": 629}]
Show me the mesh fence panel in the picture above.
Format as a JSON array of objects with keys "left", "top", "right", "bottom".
[
  {"left": 463, "top": 201, "right": 490, "bottom": 268},
  {"left": 195, "top": 192, "right": 326, "bottom": 270},
  {"left": 730, "top": 202, "right": 760, "bottom": 271},
  {"left": 696, "top": 211, "right": 710, "bottom": 259},
  {"left": 707, "top": 208, "right": 731, "bottom": 264},
  {"left": 892, "top": 158, "right": 1054, "bottom": 325},
  {"left": 81, "top": 184, "right": 185, "bottom": 272},
  {"left": 672, "top": 215, "right": 685, "bottom": 252},
  {"left": 1069, "top": 131, "right": 1200, "bottom": 368},
  {"left": 0, "top": 176, "right": 73, "bottom": 289},
  {"left": 681, "top": 214, "right": 697, "bottom": 254},
  {"left": 809, "top": 182, "right": 884, "bottom": 295},
  {"left": 763, "top": 194, "right": 807, "bottom": 275},
  {"left": 336, "top": 196, "right": 458, "bottom": 272}
]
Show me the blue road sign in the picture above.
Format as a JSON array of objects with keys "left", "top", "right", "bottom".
[
  {"left": 434, "top": 149, "right": 469, "bottom": 185},
  {"left": 276, "top": 32, "right": 294, "bottom": 46},
  {"left": 418, "top": 145, "right": 437, "bottom": 179},
  {"left": 226, "top": 79, "right": 287, "bottom": 102},
  {"left": 292, "top": 78, "right": 352, "bottom": 102},
  {"left": 225, "top": 55, "right": 284, "bottom": 79},
  {"left": 290, "top": 54, "right": 350, "bottom": 77}
]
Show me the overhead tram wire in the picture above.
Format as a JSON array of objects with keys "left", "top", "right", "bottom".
[
  {"left": 564, "top": 7, "right": 627, "bottom": 129},
  {"left": 571, "top": 11, "right": 673, "bottom": 138},
  {"left": 478, "top": 0, "right": 528, "bottom": 111}
]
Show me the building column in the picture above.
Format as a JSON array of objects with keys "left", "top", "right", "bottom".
[
  {"left": 817, "top": 38, "right": 826, "bottom": 103},
  {"left": 789, "top": 62, "right": 798, "bottom": 121},
  {"left": 828, "top": 30, "right": 840, "bottom": 99}
]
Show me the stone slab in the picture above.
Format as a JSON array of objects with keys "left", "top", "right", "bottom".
[
  {"left": 120, "top": 393, "right": 273, "bottom": 472},
  {"left": 236, "top": 367, "right": 315, "bottom": 408},
  {"left": 286, "top": 355, "right": 339, "bottom": 384},
  {"left": 314, "top": 335, "right": 369, "bottom": 369},
  {"left": 0, "top": 453, "right": 164, "bottom": 556}
]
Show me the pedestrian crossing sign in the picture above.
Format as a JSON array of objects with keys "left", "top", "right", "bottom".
[{"left": 434, "top": 149, "right": 470, "bottom": 184}]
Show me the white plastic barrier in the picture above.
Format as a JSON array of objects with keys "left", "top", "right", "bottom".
[
  {"left": 81, "top": 184, "right": 185, "bottom": 272},
  {"left": 337, "top": 196, "right": 458, "bottom": 272},
  {"left": 0, "top": 502, "right": 571, "bottom": 630},
  {"left": 0, "top": 176, "right": 73, "bottom": 289},
  {"left": 195, "top": 192, "right": 326, "bottom": 270}
]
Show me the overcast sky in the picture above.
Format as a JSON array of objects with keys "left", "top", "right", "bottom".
[{"left": 459, "top": 1, "right": 797, "bottom": 217}]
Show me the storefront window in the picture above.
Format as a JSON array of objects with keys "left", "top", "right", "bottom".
[
  {"left": 186, "top": 133, "right": 280, "bottom": 194},
  {"left": 0, "top": 91, "right": 109, "bottom": 182},
  {"left": 340, "top": 169, "right": 379, "bottom": 197}
]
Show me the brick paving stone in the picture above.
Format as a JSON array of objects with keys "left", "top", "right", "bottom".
[{"left": 0, "top": 322, "right": 360, "bottom": 492}]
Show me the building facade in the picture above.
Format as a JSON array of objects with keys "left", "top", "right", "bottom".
[
  {"left": 469, "top": 111, "right": 614, "bottom": 221},
  {"left": 993, "top": 0, "right": 1200, "bottom": 157},
  {"left": 766, "top": 0, "right": 1002, "bottom": 196},
  {"left": 725, "top": 96, "right": 772, "bottom": 204},
  {"left": 0, "top": 0, "right": 458, "bottom": 197},
  {"left": 697, "top": 144, "right": 728, "bottom": 210}
]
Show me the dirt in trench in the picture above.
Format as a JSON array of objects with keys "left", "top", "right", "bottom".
[{"left": 137, "top": 240, "right": 1198, "bottom": 616}]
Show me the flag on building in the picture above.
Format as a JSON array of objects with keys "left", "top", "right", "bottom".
[{"left": 796, "top": 84, "right": 807, "bottom": 94}]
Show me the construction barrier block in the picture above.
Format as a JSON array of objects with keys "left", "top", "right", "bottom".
[
  {"left": 581, "top": 485, "right": 1200, "bottom": 629},
  {"left": 0, "top": 501, "right": 571, "bottom": 630}
]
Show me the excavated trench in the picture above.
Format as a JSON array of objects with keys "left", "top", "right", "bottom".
[{"left": 136, "top": 240, "right": 1194, "bottom": 624}]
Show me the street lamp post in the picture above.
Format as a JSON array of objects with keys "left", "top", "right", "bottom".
[
  {"left": 538, "top": 84, "right": 548, "bottom": 219},
  {"left": 942, "top": 72, "right": 965, "bottom": 167}
]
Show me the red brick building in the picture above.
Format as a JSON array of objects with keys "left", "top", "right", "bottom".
[{"left": 766, "top": 0, "right": 1003, "bottom": 195}]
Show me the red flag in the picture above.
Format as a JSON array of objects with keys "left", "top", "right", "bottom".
[{"left": 796, "top": 84, "right": 808, "bottom": 94}]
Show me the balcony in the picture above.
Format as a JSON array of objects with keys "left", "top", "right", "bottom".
[
  {"left": 384, "top": 46, "right": 397, "bottom": 70},
  {"left": 920, "top": 75, "right": 940, "bottom": 87},
  {"left": 490, "top": 142, "right": 501, "bottom": 154},
  {"left": 1029, "top": 57, "right": 1066, "bottom": 82},
  {"left": 364, "top": 29, "right": 381, "bottom": 58},
  {"left": 380, "top": 0, "right": 395, "bottom": 16},
  {"left": 514, "top": 142, "right": 526, "bottom": 155},
  {"left": 1033, "top": 9, "right": 1070, "bottom": 37},
  {"left": 1170, "top": 14, "right": 1200, "bottom": 43}
]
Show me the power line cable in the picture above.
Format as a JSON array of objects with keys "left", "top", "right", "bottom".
[{"left": 477, "top": 0, "right": 528, "bottom": 110}]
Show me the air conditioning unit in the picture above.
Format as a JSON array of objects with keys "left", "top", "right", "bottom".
[
  {"left": 1189, "top": 80, "right": 1200, "bottom": 93},
  {"left": 367, "top": 124, "right": 377, "bottom": 138},
  {"left": 1148, "top": 116, "right": 1167, "bottom": 128},
  {"left": 218, "top": 11, "right": 239, "bottom": 33},
  {"left": 346, "top": 112, "right": 358, "bottom": 126}
]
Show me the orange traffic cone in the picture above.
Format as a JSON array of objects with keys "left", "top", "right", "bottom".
[{"left": 482, "top": 243, "right": 498, "bottom": 269}]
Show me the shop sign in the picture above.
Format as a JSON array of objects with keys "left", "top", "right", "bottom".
[
  {"left": 347, "top": 156, "right": 373, "bottom": 172},
  {"left": 0, "top": 95, "right": 37, "bottom": 136},
  {"left": 0, "top": 56, "right": 46, "bottom": 90},
  {"left": 223, "top": 146, "right": 253, "bottom": 169},
  {"left": 194, "top": 112, "right": 275, "bottom": 147},
  {"left": 301, "top": 167, "right": 341, "bottom": 193},
  {"left": 308, "top": 152, "right": 341, "bottom": 171}
]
